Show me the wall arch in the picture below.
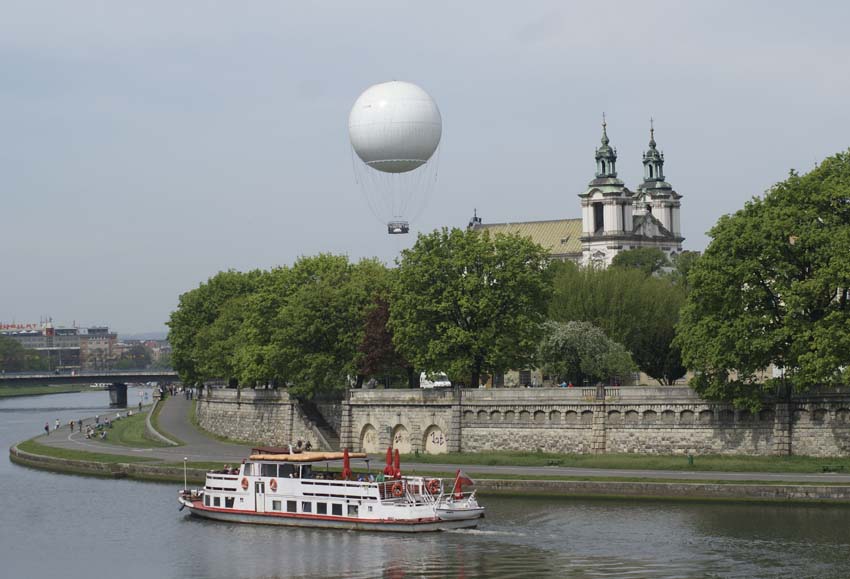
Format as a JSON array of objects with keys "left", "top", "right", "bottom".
[
  {"left": 477, "top": 410, "right": 488, "bottom": 422},
  {"left": 580, "top": 410, "right": 593, "bottom": 425},
  {"left": 699, "top": 410, "right": 714, "bottom": 425},
  {"left": 490, "top": 410, "right": 502, "bottom": 422},
  {"left": 661, "top": 410, "right": 676, "bottom": 425},
  {"left": 534, "top": 410, "right": 546, "bottom": 424},
  {"left": 360, "top": 424, "right": 380, "bottom": 453},
  {"left": 680, "top": 410, "right": 694, "bottom": 425},
  {"left": 608, "top": 410, "right": 622, "bottom": 425},
  {"left": 392, "top": 424, "right": 411, "bottom": 454},
  {"left": 422, "top": 425, "right": 447, "bottom": 454},
  {"left": 549, "top": 410, "right": 561, "bottom": 422},
  {"left": 643, "top": 410, "right": 658, "bottom": 424},
  {"left": 564, "top": 410, "right": 578, "bottom": 424},
  {"left": 624, "top": 410, "right": 639, "bottom": 425}
]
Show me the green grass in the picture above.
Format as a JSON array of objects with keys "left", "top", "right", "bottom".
[
  {"left": 16, "top": 439, "right": 157, "bottom": 463},
  {"left": 0, "top": 385, "right": 87, "bottom": 398},
  {"left": 87, "top": 410, "right": 170, "bottom": 448},
  {"left": 400, "top": 451, "right": 850, "bottom": 473},
  {"left": 149, "top": 398, "right": 185, "bottom": 445}
]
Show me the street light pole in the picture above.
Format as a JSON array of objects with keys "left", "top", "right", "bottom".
[{"left": 183, "top": 457, "right": 188, "bottom": 491}]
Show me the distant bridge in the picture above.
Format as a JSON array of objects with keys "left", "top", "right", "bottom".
[{"left": 0, "top": 370, "right": 179, "bottom": 387}]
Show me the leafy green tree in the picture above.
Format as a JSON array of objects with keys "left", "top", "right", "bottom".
[
  {"left": 167, "top": 269, "right": 262, "bottom": 385},
  {"left": 389, "top": 228, "right": 551, "bottom": 388},
  {"left": 610, "top": 247, "right": 670, "bottom": 275},
  {"left": 538, "top": 320, "right": 636, "bottom": 385},
  {"left": 676, "top": 151, "right": 850, "bottom": 406},
  {"left": 0, "top": 336, "right": 46, "bottom": 372},
  {"left": 549, "top": 261, "right": 687, "bottom": 384},
  {"left": 667, "top": 250, "right": 701, "bottom": 289},
  {"left": 226, "top": 255, "right": 389, "bottom": 397}
]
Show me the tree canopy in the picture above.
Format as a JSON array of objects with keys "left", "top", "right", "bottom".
[
  {"left": 610, "top": 247, "right": 670, "bottom": 276},
  {"left": 676, "top": 151, "right": 850, "bottom": 407},
  {"left": 538, "top": 320, "right": 635, "bottom": 385},
  {"left": 0, "top": 336, "right": 46, "bottom": 372},
  {"left": 549, "top": 260, "right": 687, "bottom": 384},
  {"left": 389, "top": 228, "right": 551, "bottom": 387}
]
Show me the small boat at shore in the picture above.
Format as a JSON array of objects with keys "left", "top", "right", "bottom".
[{"left": 177, "top": 446, "right": 484, "bottom": 532}]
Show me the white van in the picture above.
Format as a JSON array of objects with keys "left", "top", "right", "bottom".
[{"left": 420, "top": 371, "right": 451, "bottom": 388}]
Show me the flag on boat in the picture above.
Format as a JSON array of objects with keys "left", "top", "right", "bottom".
[
  {"left": 453, "top": 468, "right": 474, "bottom": 498},
  {"left": 455, "top": 469, "right": 474, "bottom": 487}
]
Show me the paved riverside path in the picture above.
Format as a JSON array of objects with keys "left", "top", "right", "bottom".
[{"left": 27, "top": 395, "right": 850, "bottom": 484}]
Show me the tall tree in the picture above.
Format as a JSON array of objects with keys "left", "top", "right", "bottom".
[
  {"left": 167, "top": 269, "right": 262, "bottom": 385},
  {"left": 610, "top": 247, "right": 670, "bottom": 276},
  {"left": 0, "top": 336, "right": 46, "bottom": 372},
  {"left": 356, "top": 294, "right": 414, "bottom": 387},
  {"left": 249, "top": 255, "right": 389, "bottom": 398},
  {"left": 676, "top": 151, "right": 850, "bottom": 407},
  {"left": 549, "top": 261, "right": 687, "bottom": 385},
  {"left": 538, "top": 320, "right": 636, "bottom": 385},
  {"left": 389, "top": 228, "right": 551, "bottom": 388}
]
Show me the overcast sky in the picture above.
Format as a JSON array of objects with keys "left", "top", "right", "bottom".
[{"left": 1, "top": 1, "right": 848, "bottom": 334}]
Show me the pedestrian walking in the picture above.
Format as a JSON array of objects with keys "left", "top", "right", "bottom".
[
  {"left": 78, "top": 418, "right": 83, "bottom": 431},
  {"left": 44, "top": 422, "right": 50, "bottom": 436},
  {"left": 138, "top": 401, "right": 142, "bottom": 412},
  {"left": 69, "top": 420, "right": 74, "bottom": 432},
  {"left": 54, "top": 418, "right": 60, "bottom": 431}
]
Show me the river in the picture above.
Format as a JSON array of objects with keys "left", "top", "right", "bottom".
[{"left": 2, "top": 390, "right": 848, "bottom": 579}]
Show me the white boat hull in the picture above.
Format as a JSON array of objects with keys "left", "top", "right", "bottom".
[{"left": 179, "top": 498, "right": 481, "bottom": 533}]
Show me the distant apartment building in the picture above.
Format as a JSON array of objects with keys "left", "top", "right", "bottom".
[{"left": 0, "top": 322, "right": 118, "bottom": 371}]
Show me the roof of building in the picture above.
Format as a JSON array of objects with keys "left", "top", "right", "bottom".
[{"left": 475, "top": 218, "right": 583, "bottom": 257}]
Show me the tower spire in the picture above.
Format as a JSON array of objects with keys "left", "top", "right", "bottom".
[{"left": 594, "top": 113, "right": 617, "bottom": 178}]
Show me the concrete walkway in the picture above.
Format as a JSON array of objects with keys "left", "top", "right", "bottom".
[{"left": 29, "top": 396, "right": 850, "bottom": 483}]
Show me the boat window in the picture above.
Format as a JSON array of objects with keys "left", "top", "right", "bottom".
[
  {"left": 272, "top": 500, "right": 282, "bottom": 511},
  {"left": 242, "top": 463, "right": 253, "bottom": 476},
  {"left": 279, "top": 464, "right": 296, "bottom": 478},
  {"left": 348, "top": 505, "right": 358, "bottom": 517},
  {"left": 301, "top": 465, "right": 313, "bottom": 479},
  {"left": 225, "top": 497, "right": 235, "bottom": 508},
  {"left": 317, "top": 502, "right": 327, "bottom": 515},
  {"left": 301, "top": 502, "right": 312, "bottom": 513},
  {"left": 287, "top": 501, "right": 297, "bottom": 513},
  {"left": 261, "top": 464, "right": 276, "bottom": 477},
  {"left": 213, "top": 497, "right": 220, "bottom": 507},
  {"left": 204, "top": 495, "right": 210, "bottom": 506},
  {"left": 332, "top": 504, "right": 343, "bottom": 516},
  {"left": 367, "top": 506, "right": 373, "bottom": 513}
]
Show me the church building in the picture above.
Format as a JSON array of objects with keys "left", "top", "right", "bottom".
[{"left": 470, "top": 120, "right": 684, "bottom": 267}]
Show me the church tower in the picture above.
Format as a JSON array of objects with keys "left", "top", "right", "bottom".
[
  {"left": 633, "top": 121, "right": 683, "bottom": 255},
  {"left": 579, "top": 117, "right": 634, "bottom": 266}
]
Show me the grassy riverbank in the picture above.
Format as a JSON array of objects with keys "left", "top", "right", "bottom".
[
  {"left": 401, "top": 451, "right": 850, "bottom": 474},
  {"left": 16, "top": 439, "right": 157, "bottom": 464},
  {"left": 0, "top": 385, "right": 87, "bottom": 398},
  {"left": 86, "top": 409, "right": 170, "bottom": 448}
]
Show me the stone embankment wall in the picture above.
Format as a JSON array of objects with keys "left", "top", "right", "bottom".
[
  {"left": 195, "top": 389, "right": 320, "bottom": 448},
  {"left": 198, "top": 387, "right": 850, "bottom": 457}
]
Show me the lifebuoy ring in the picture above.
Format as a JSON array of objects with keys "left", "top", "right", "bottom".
[
  {"left": 269, "top": 478, "right": 277, "bottom": 492},
  {"left": 391, "top": 482, "right": 404, "bottom": 497},
  {"left": 241, "top": 477, "right": 249, "bottom": 490},
  {"left": 427, "top": 478, "right": 441, "bottom": 495}
]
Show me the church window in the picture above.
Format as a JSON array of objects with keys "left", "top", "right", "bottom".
[
  {"left": 593, "top": 203, "right": 604, "bottom": 233},
  {"left": 601, "top": 160, "right": 606, "bottom": 174},
  {"left": 648, "top": 165, "right": 654, "bottom": 178}
]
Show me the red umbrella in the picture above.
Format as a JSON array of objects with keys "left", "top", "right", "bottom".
[
  {"left": 383, "top": 446, "right": 393, "bottom": 475},
  {"left": 393, "top": 448, "right": 401, "bottom": 479},
  {"left": 341, "top": 447, "right": 352, "bottom": 481}
]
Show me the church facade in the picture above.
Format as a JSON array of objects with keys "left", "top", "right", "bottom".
[{"left": 471, "top": 120, "right": 684, "bottom": 267}]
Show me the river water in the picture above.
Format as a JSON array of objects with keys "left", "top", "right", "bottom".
[{"left": 2, "top": 390, "right": 848, "bottom": 579}]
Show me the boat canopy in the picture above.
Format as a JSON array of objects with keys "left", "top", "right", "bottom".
[{"left": 248, "top": 451, "right": 368, "bottom": 462}]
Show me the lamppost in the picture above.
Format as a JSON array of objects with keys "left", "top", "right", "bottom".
[{"left": 183, "top": 457, "right": 188, "bottom": 491}]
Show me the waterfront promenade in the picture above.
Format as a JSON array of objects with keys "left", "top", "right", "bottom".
[{"left": 25, "top": 395, "right": 850, "bottom": 485}]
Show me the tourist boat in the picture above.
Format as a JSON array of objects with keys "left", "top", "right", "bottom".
[{"left": 177, "top": 447, "right": 484, "bottom": 532}]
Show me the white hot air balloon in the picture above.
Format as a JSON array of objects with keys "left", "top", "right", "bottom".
[{"left": 348, "top": 81, "right": 442, "bottom": 234}]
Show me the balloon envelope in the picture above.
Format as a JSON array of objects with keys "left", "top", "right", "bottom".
[{"left": 348, "top": 81, "right": 442, "bottom": 174}]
